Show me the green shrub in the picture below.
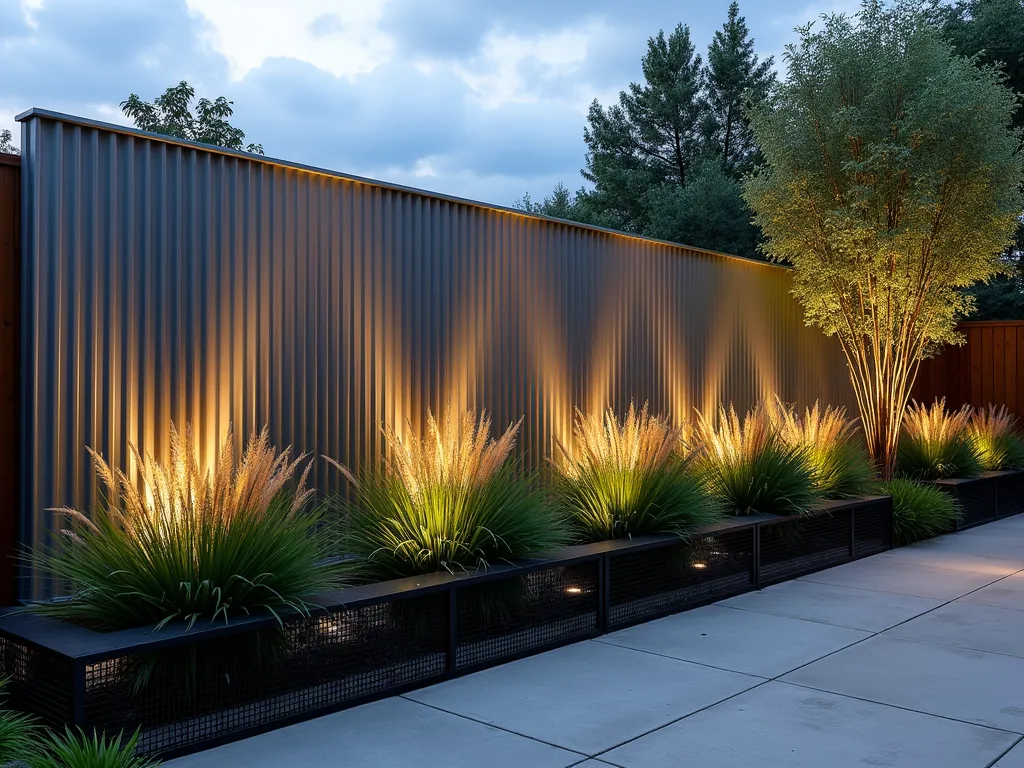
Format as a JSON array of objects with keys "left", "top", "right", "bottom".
[
  {"left": 35, "top": 728, "right": 159, "bottom": 768},
  {"left": 330, "top": 408, "right": 570, "bottom": 580},
  {"left": 553, "top": 404, "right": 720, "bottom": 541},
  {"left": 692, "top": 404, "right": 818, "bottom": 516},
  {"left": 968, "top": 404, "right": 1024, "bottom": 470},
  {"left": 0, "top": 680, "right": 38, "bottom": 765},
  {"left": 884, "top": 478, "right": 959, "bottom": 546},
  {"left": 32, "top": 424, "right": 348, "bottom": 631},
  {"left": 768, "top": 399, "right": 874, "bottom": 498},
  {"left": 897, "top": 398, "right": 982, "bottom": 480}
]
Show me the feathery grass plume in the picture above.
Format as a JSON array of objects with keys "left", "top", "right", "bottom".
[
  {"left": 692, "top": 403, "right": 818, "bottom": 516},
  {"left": 767, "top": 398, "right": 874, "bottom": 498},
  {"left": 883, "top": 478, "right": 959, "bottom": 546},
  {"left": 329, "top": 407, "right": 570, "bottom": 580},
  {"left": 897, "top": 398, "right": 982, "bottom": 480},
  {"left": 32, "top": 423, "right": 347, "bottom": 631},
  {"left": 553, "top": 403, "right": 719, "bottom": 541},
  {"left": 968, "top": 404, "right": 1024, "bottom": 471},
  {"left": 0, "top": 679, "right": 38, "bottom": 765},
  {"left": 37, "top": 727, "right": 159, "bottom": 768}
]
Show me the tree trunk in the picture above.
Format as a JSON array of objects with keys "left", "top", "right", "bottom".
[{"left": 840, "top": 340, "right": 921, "bottom": 481}]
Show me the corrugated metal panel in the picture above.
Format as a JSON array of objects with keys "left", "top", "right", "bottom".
[
  {"left": 18, "top": 111, "right": 854, "bottom": 598},
  {"left": 0, "top": 153, "right": 20, "bottom": 605}
]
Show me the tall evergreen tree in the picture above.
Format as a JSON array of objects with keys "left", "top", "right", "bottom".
[
  {"left": 704, "top": 1, "right": 775, "bottom": 175},
  {"left": 938, "top": 0, "right": 1024, "bottom": 319},
  {"left": 582, "top": 24, "right": 705, "bottom": 232}
]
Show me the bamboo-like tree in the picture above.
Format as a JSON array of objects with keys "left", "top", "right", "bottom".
[{"left": 744, "top": 0, "right": 1023, "bottom": 477}]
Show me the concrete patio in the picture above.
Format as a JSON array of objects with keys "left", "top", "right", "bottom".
[{"left": 171, "top": 515, "right": 1024, "bottom": 768}]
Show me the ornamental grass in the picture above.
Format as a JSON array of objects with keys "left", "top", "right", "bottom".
[
  {"left": 553, "top": 403, "right": 719, "bottom": 541},
  {"left": 33, "top": 424, "right": 346, "bottom": 631},
  {"left": 692, "top": 404, "right": 818, "bottom": 516},
  {"left": 330, "top": 408, "right": 569, "bottom": 580},
  {"left": 767, "top": 398, "right": 874, "bottom": 498},
  {"left": 967, "top": 404, "right": 1024, "bottom": 471},
  {"left": 897, "top": 398, "right": 982, "bottom": 480}
]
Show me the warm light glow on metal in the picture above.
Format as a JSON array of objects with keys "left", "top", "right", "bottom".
[{"left": 565, "top": 586, "right": 583, "bottom": 595}]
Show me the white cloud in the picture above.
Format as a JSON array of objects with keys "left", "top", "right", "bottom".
[
  {"left": 455, "top": 23, "right": 600, "bottom": 109},
  {"left": 184, "top": 0, "right": 394, "bottom": 81}
]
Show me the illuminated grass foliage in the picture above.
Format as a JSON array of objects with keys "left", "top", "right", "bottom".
[
  {"left": 897, "top": 398, "right": 982, "bottom": 480},
  {"left": 37, "top": 728, "right": 159, "bottom": 768},
  {"left": 331, "top": 408, "right": 570, "bottom": 580},
  {"left": 768, "top": 398, "right": 874, "bottom": 498},
  {"left": 554, "top": 403, "right": 720, "bottom": 542},
  {"left": 884, "top": 478, "right": 959, "bottom": 546},
  {"left": 968, "top": 404, "right": 1024, "bottom": 471},
  {"left": 33, "top": 424, "right": 347, "bottom": 631},
  {"left": 693, "top": 404, "right": 818, "bottom": 516},
  {"left": 0, "top": 680, "right": 38, "bottom": 765}
]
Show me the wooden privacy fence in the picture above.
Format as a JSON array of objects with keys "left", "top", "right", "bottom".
[
  {"left": 912, "top": 321, "right": 1024, "bottom": 414},
  {"left": 0, "top": 153, "right": 20, "bottom": 606}
]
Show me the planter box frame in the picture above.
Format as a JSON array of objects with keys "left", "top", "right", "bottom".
[
  {"left": 927, "top": 470, "right": 1024, "bottom": 530},
  {"left": 0, "top": 496, "right": 893, "bottom": 759}
]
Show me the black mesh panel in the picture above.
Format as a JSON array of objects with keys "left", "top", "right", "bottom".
[
  {"left": 82, "top": 592, "right": 448, "bottom": 756},
  {"left": 607, "top": 531, "right": 754, "bottom": 629},
  {"left": 455, "top": 562, "right": 599, "bottom": 669},
  {"left": 758, "top": 511, "right": 851, "bottom": 584}
]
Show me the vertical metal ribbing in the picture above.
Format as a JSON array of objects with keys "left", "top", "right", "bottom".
[{"left": 17, "top": 111, "right": 856, "bottom": 599}]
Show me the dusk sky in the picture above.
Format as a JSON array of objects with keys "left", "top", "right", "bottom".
[{"left": 0, "top": 0, "right": 860, "bottom": 206}]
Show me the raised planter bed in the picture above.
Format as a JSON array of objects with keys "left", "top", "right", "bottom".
[
  {"left": 0, "top": 496, "right": 893, "bottom": 760},
  {"left": 924, "top": 471, "right": 1024, "bottom": 530},
  {"left": 994, "top": 469, "right": 1024, "bottom": 519}
]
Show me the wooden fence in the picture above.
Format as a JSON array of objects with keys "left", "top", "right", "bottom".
[
  {"left": 912, "top": 321, "right": 1024, "bottom": 414},
  {"left": 0, "top": 153, "right": 20, "bottom": 606}
]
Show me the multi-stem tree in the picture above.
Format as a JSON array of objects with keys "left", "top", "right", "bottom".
[{"left": 744, "top": 0, "right": 1022, "bottom": 477}]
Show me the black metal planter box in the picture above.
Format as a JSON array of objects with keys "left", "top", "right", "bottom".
[
  {"left": 927, "top": 470, "right": 1024, "bottom": 530},
  {"left": 0, "top": 496, "right": 893, "bottom": 760}
]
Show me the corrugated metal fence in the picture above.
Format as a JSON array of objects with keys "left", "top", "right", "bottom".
[
  {"left": 0, "top": 153, "right": 20, "bottom": 605},
  {"left": 912, "top": 321, "right": 1024, "bottom": 413},
  {"left": 16, "top": 109, "right": 854, "bottom": 598}
]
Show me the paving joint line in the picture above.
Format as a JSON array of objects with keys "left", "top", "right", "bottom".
[
  {"left": 984, "top": 734, "right": 1023, "bottom": 768},
  {"left": 396, "top": 695, "right": 591, "bottom": 758}
]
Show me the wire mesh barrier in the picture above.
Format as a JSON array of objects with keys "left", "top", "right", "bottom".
[
  {"left": 928, "top": 474, "right": 1002, "bottom": 530},
  {"left": 996, "top": 470, "right": 1024, "bottom": 519},
  {"left": 0, "top": 496, "right": 899, "bottom": 760},
  {"left": 606, "top": 526, "right": 757, "bottom": 630}
]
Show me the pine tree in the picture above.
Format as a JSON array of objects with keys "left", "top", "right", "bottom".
[
  {"left": 582, "top": 24, "right": 705, "bottom": 233},
  {"left": 705, "top": 2, "right": 775, "bottom": 175}
]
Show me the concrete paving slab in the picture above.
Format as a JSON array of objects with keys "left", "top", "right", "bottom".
[
  {"left": 877, "top": 540, "right": 1024, "bottom": 574},
  {"left": 919, "top": 532, "right": 1024, "bottom": 557},
  {"left": 601, "top": 682, "right": 1018, "bottom": 768},
  {"left": 994, "top": 739, "right": 1024, "bottom": 767},
  {"left": 721, "top": 579, "right": 942, "bottom": 632},
  {"left": 166, "top": 696, "right": 582, "bottom": 768},
  {"left": 971, "top": 516, "right": 1024, "bottom": 532},
  {"left": 886, "top": 600, "right": 1024, "bottom": 658},
  {"left": 783, "top": 634, "right": 1024, "bottom": 733},
  {"left": 799, "top": 557, "right": 1001, "bottom": 599},
  {"left": 597, "top": 605, "right": 869, "bottom": 678},
  {"left": 960, "top": 573, "right": 1024, "bottom": 612},
  {"left": 404, "top": 640, "right": 761, "bottom": 755}
]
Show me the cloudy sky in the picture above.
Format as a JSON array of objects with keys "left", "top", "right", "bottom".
[{"left": 0, "top": 0, "right": 859, "bottom": 206}]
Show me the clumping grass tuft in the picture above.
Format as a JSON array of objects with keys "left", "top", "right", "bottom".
[
  {"left": 897, "top": 398, "right": 982, "bottom": 480},
  {"left": 553, "top": 403, "right": 720, "bottom": 542},
  {"left": 329, "top": 408, "right": 570, "bottom": 580},
  {"left": 968, "top": 404, "right": 1024, "bottom": 471},
  {"left": 36, "top": 728, "right": 159, "bottom": 768},
  {"left": 768, "top": 398, "right": 874, "bottom": 498},
  {"left": 32, "top": 423, "right": 348, "bottom": 631},
  {"left": 883, "top": 478, "right": 959, "bottom": 546},
  {"left": 692, "top": 404, "right": 818, "bottom": 516},
  {"left": 0, "top": 679, "right": 38, "bottom": 765}
]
